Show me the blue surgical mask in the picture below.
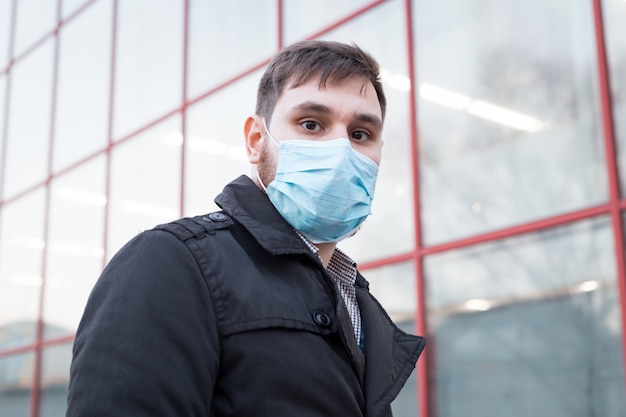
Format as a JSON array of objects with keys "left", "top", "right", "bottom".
[{"left": 257, "top": 119, "right": 379, "bottom": 243}]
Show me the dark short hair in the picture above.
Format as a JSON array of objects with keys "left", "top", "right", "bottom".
[{"left": 255, "top": 40, "right": 386, "bottom": 123}]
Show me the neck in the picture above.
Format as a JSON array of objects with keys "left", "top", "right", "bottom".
[{"left": 316, "top": 242, "right": 337, "bottom": 268}]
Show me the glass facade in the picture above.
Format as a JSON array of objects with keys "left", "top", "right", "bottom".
[{"left": 0, "top": 1, "right": 625, "bottom": 416}]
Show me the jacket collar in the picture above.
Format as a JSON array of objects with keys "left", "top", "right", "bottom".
[{"left": 215, "top": 175, "right": 313, "bottom": 257}]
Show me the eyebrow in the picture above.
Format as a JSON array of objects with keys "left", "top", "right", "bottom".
[{"left": 290, "top": 101, "right": 383, "bottom": 130}]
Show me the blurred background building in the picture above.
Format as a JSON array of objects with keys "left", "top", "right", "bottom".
[{"left": 1, "top": 0, "right": 626, "bottom": 416}]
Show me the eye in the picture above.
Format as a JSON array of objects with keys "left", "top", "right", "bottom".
[
  {"left": 350, "top": 130, "right": 371, "bottom": 142},
  {"left": 300, "top": 120, "right": 322, "bottom": 132}
]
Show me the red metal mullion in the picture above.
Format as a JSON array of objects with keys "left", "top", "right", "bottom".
[
  {"left": 0, "top": 334, "right": 74, "bottom": 359},
  {"left": 102, "top": 0, "right": 118, "bottom": 269},
  {"left": 180, "top": 0, "right": 189, "bottom": 218},
  {"left": 591, "top": 0, "right": 626, "bottom": 393},
  {"left": 29, "top": 3, "right": 63, "bottom": 416},
  {"left": 277, "top": 0, "right": 284, "bottom": 50},
  {"left": 421, "top": 203, "right": 610, "bottom": 256},
  {"left": 403, "top": 0, "right": 429, "bottom": 416},
  {"left": 0, "top": 0, "right": 18, "bottom": 206}
]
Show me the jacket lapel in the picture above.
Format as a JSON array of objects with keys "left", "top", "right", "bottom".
[{"left": 356, "top": 281, "right": 426, "bottom": 417}]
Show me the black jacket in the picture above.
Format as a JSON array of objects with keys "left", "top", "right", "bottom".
[{"left": 67, "top": 175, "right": 426, "bottom": 417}]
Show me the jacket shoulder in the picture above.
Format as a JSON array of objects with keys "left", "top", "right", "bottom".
[{"left": 154, "top": 211, "right": 234, "bottom": 241}]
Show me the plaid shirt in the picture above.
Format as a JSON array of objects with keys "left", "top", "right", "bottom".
[{"left": 296, "top": 232, "right": 362, "bottom": 343}]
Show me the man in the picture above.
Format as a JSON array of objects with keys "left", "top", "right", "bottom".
[{"left": 67, "top": 40, "right": 425, "bottom": 417}]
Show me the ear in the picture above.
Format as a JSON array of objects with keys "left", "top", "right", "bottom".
[{"left": 244, "top": 115, "right": 264, "bottom": 164}]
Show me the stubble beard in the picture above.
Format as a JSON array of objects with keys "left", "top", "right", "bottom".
[{"left": 257, "top": 137, "right": 277, "bottom": 190}]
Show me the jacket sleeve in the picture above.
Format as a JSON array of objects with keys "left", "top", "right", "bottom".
[{"left": 66, "top": 229, "right": 220, "bottom": 417}]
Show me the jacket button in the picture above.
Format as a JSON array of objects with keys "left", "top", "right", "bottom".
[
  {"left": 313, "top": 311, "right": 332, "bottom": 328},
  {"left": 207, "top": 212, "right": 227, "bottom": 222}
]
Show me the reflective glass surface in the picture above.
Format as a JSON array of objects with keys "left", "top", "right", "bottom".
[
  {"left": 53, "top": 0, "right": 111, "bottom": 172},
  {"left": 425, "top": 217, "right": 625, "bottom": 416},
  {"left": 604, "top": 0, "right": 626, "bottom": 196},
  {"left": 187, "top": 0, "right": 276, "bottom": 100},
  {"left": 13, "top": 0, "right": 57, "bottom": 58},
  {"left": 44, "top": 158, "right": 105, "bottom": 338},
  {"left": 0, "top": 352, "right": 33, "bottom": 417},
  {"left": 283, "top": 0, "right": 375, "bottom": 44},
  {"left": 62, "top": 0, "right": 92, "bottom": 20},
  {"left": 183, "top": 72, "right": 256, "bottom": 216},
  {"left": 113, "top": 0, "right": 182, "bottom": 139},
  {"left": 0, "top": 0, "right": 11, "bottom": 70},
  {"left": 39, "top": 344, "right": 72, "bottom": 417},
  {"left": 4, "top": 39, "right": 53, "bottom": 199},
  {"left": 365, "top": 261, "right": 418, "bottom": 417},
  {"left": 415, "top": 0, "right": 607, "bottom": 245},
  {"left": 108, "top": 116, "right": 181, "bottom": 260},
  {"left": 0, "top": 189, "right": 45, "bottom": 350},
  {"left": 0, "top": 76, "right": 5, "bottom": 169}
]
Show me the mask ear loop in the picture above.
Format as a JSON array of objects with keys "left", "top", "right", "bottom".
[{"left": 261, "top": 118, "right": 280, "bottom": 148}]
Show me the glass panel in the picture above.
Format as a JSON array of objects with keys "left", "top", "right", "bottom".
[
  {"left": 0, "top": 76, "right": 5, "bottom": 171},
  {"left": 39, "top": 343, "right": 72, "bottom": 417},
  {"left": 0, "top": 190, "right": 45, "bottom": 350},
  {"left": 13, "top": 0, "right": 57, "bottom": 58},
  {"left": 283, "top": 0, "right": 376, "bottom": 44},
  {"left": 53, "top": 0, "right": 112, "bottom": 172},
  {"left": 113, "top": 0, "right": 182, "bottom": 139},
  {"left": 366, "top": 261, "right": 418, "bottom": 417},
  {"left": 415, "top": 0, "right": 606, "bottom": 245},
  {"left": 313, "top": 0, "right": 414, "bottom": 262},
  {"left": 187, "top": 0, "right": 276, "bottom": 99},
  {"left": 108, "top": 116, "right": 181, "bottom": 260},
  {"left": 425, "top": 217, "right": 625, "bottom": 417},
  {"left": 604, "top": 0, "right": 626, "bottom": 196},
  {"left": 4, "top": 39, "right": 53, "bottom": 199},
  {"left": 183, "top": 72, "right": 257, "bottom": 217},
  {"left": 44, "top": 157, "right": 106, "bottom": 338},
  {"left": 0, "top": 0, "right": 11, "bottom": 71},
  {"left": 0, "top": 352, "right": 33, "bottom": 417},
  {"left": 62, "top": 0, "right": 93, "bottom": 20}
]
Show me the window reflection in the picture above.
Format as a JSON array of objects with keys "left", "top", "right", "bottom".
[
  {"left": 113, "top": 0, "right": 182, "bottom": 139},
  {"left": 13, "top": 0, "right": 56, "bottom": 58},
  {"left": 425, "top": 217, "right": 625, "bottom": 417},
  {"left": 53, "top": 0, "right": 111, "bottom": 173},
  {"left": 0, "top": 352, "right": 33, "bottom": 417},
  {"left": 365, "top": 262, "right": 418, "bottom": 417},
  {"left": 283, "top": 0, "right": 374, "bottom": 44},
  {"left": 62, "top": 0, "right": 93, "bottom": 20},
  {"left": 0, "top": 190, "right": 46, "bottom": 350},
  {"left": 4, "top": 39, "right": 53, "bottom": 199},
  {"left": 0, "top": 1, "right": 10, "bottom": 71},
  {"left": 187, "top": 0, "right": 275, "bottom": 100},
  {"left": 184, "top": 73, "right": 256, "bottom": 217},
  {"left": 39, "top": 344, "right": 72, "bottom": 417},
  {"left": 415, "top": 0, "right": 607, "bottom": 245},
  {"left": 44, "top": 158, "right": 106, "bottom": 338},
  {"left": 603, "top": 0, "right": 626, "bottom": 196},
  {"left": 108, "top": 116, "right": 181, "bottom": 260}
]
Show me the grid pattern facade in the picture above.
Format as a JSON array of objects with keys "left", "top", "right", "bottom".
[{"left": 1, "top": 1, "right": 626, "bottom": 416}]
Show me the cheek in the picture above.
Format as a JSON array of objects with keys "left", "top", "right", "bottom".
[
  {"left": 258, "top": 141, "right": 279, "bottom": 183},
  {"left": 357, "top": 145, "right": 382, "bottom": 166}
]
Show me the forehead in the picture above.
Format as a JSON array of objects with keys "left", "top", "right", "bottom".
[{"left": 274, "top": 76, "right": 383, "bottom": 119}]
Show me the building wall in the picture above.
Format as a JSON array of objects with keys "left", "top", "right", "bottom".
[{"left": 1, "top": 1, "right": 625, "bottom": 416}]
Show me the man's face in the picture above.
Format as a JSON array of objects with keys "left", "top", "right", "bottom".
[{"left": 257, "top": 76, "right": 384, "bottom": 187}]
